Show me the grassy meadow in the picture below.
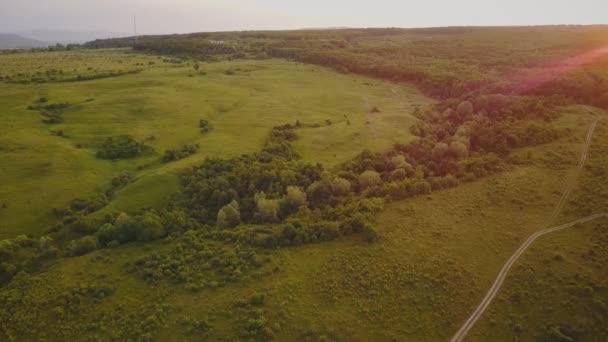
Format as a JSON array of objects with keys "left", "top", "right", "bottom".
[
  {"left": 0, "top": 49, "right": 430, "bottom": 239},
  {"left": 0, "top": 103, "right": 602, "bottom": 341}
]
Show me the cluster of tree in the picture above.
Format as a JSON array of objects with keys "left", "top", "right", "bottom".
[
  {"left": 163, "top": 144, "right": 199, "bottom": 163},
  {"left": 27, "top": 99, "right": 71, "bottom": 124},
  {"left": 133, "top": 37, "right": 237, "bottom": 57},
  {"left": 62, "top": 208, "right": 201, "bottom": 257},
  {"left": 532, "top": 59, "right": 608, "bottom": 110},
  {"left": 96, "top": 135, "right": 149, "bottom": 160},
  {"left": 351, "top": 96, "right": 562, "bottom": 182},
  {"left": 0, "top": 235, "right": 60, "bottom": 285},
  {"left": 259, "top": 124, "right": 300, "bottom": 161}
]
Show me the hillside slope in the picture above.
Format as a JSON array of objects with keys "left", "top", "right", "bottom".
[{"left": 0, "top": 34, "right": 47, "bottom": 49}]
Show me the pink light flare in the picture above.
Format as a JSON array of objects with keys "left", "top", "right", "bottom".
[{"left": 506, "top": 45, "right": 608, "bottom": 96}]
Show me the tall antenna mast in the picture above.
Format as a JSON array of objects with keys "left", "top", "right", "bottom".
[{"left": 133, "top": 14, "right": 138, "bottom": 42}]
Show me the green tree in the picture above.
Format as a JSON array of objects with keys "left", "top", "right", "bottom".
[
  {"left": 254, "top": 193, "right": 280, "bottom": 223},
  {"left": 217, "top": 200, "right": 241, "bottom": 228},
  {"left": 283, "top": 186, "right": 307, "bottom": 208},
  {"left": 137, "top": 212, "right": 166, "bottom": 242},
  {"left": 359, "top": 170, "right": 382, "bottom": 189},
  {"left": 331, "top": 177, "right": 351, "bottom": 196},
  {"left": 66, "top": 236, "right": 99, "bottom": 256}
]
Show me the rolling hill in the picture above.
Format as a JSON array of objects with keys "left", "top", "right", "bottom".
[{"left": 0, "top": 33, "right": 47, "bottom": 49}]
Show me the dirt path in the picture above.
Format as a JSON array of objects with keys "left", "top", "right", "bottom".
[{"left": 450, "top": 117, "right": 602, "bottom": 342}]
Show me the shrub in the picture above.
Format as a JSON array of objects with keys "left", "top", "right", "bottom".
[
  {"left": 254, "top": 193, "right": 280, "bottom": 223},
  {"left": 200, "top": 119, "right": 212, "bottom": 133},
  {"left": 163, "top": 144, "right": 199, "bottom": 163},
  {"left": 217, "top": 200, "right": 241, "bottom": 228},
  {"left": 137, "top": 212, "right": 166, "bottom": 242},
  {"left": 390, "top": 168, "right": 407, "bottom": 181},
  {"left": 447, "top": 141, "right": 469, "bottom": 159},
  {"left": 281, "top": 186, "right": 308, "bottom": 216},
  {"left": 331, "top": 177, "right": 352, "bottom": 196},
  {"left": 66, "top": 236, "right": 99, "bottom": 256},
  {"left": 96, "top": 135, "right": 146, "bottom": 159},
  {"left": 359, "top": 170, "right": 382, "bottom": 189},
  {"left": 113, "top": 212, "right": 139, "bottom": 243},
  {"left": 111, "top": 171, "right": 135, "bottom": 189}
]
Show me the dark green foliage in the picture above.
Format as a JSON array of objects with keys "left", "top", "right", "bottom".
[
  {"left": 66, "top": 236, "right": 98, "bottom": 256},
  {"left": 95, "top": 211, "right": 169, "bottom": 247},
  {"left": 129, "top": 231, "right": 268, "bottom": 289},
  {"left": 260, "top": 124, "right": 300, "bottom": 160},
  {"left": 182, "top": 155, "right": 321, "bottom": 224},
  {"left": 133, "top": 36, "right": 237, "bottom": 56},
  {"left": 96, "top": 135, "right": 147, "bottom": 159},
  {"left": 163, "top": 144, "right": 199, "bottom": 163},
  {"left": 136, "top": 212, "right": 166, "bottom": 242},
  {"left": 69, "top": 194, "right": 109, "bottom": 214}
]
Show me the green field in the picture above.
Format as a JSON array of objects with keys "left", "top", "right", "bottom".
[
  {"left": 1, "top": 103, "right": 603, "bottom": 341},
  {"left": 0, "top": 50, "right": 430, "bottom": 239}
]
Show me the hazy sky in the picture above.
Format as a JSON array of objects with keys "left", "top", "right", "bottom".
[{"left": 1, "top": 0, "right": 607, "bottom": 34}]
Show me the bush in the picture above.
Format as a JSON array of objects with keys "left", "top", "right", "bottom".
[
  {"left": 217, "top": 200, "right": 241, "bottom": 228},
  {"left": 281, "top": 186, "right": 308, "bottom": 216},
  {"left": 66, "top": 236, "right": 99, "bottom": 256},
  {"left": 137, "top": 212, "right": 166, "bottom": 242},
  {"left": 254, "top": 193, "right": 280, "bottom": 223},
  {"left": 200, "top": 119, "right": 212, "bottom": 133},
  {"left": 111, "top": 170, "right": 135, "bottom": 189},
  {"left": 96, "top": 135, "right": 146, "bottom": 159},
  {"left": 359, "top": 170, "right": 382, "bottom": 189},
  {"left": 331, "top": 177, "right": 352, "bottom": 196},
  {"left": 163, "top": 144, "right": 199, "bottom": 163}
]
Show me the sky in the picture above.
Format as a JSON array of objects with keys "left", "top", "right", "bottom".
[{"left": 0, "top": 0, "right": 607, "bottom": 35}]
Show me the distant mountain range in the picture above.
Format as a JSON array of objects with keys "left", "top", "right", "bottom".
[
  {"left": 0, "top": 30, "right": 131, "bottom": 49},
  {"left": 0, "top": 34, "right": 48, "bottom": 49}
]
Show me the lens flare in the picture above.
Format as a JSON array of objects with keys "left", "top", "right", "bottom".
[{"left": 508, "top": 45, "right": 608, "bottom": 95}]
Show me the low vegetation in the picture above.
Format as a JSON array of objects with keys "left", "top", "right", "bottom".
[{"left": 96, "top": 135, "right": 149, "bottom": 159}]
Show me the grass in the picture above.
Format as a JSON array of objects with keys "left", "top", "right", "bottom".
[
  {"left": 1, "top": 103, "right": 599, "bottom": 341},
  {"left": 0, "top": 49, "right": 430, "bottom": 239}
]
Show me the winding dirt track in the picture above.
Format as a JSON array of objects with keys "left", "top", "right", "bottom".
[{"left": 451, "top": 118, "right": 603, "bottom": 342}]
